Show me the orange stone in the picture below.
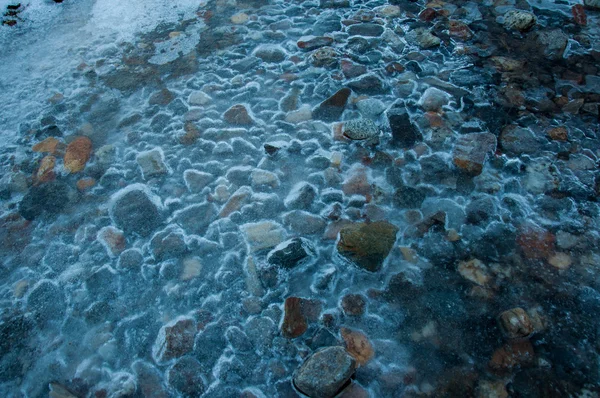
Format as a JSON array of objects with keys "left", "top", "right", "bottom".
[
  {"left": 76, "top": 177, "right": 96, "bottom": 191},
  {"left": 547, "top": 127, "right": 568, "bottom": 141},
  {"left": 32, "top": 137, "right": 60, "bottom": 154},
  {"left": 341, "top": 328, "right": 374, "bottom": 366},
  {"left": 281, "top": 297, "right": 308, "bottom": 338},
  {"left": 489, "top": 340, "right": 535, "bottom": 373},
  {"left": 64, "top": 136, "right": 92, "bottom": 173},
  {"left": 516, "top": 224, "right": 555, "bottom": 260},
  {"left": 36, "top": 155, "right": 56, "bottom": 183}
]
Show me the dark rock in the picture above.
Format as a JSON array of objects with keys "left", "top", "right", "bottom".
[
  {"left": 387, "top": 107, "right": 422, "bottom": 148},
  {"left": 341, "top": 294, "right": 366, "bottom": 316},
  {"left": 253, "top": 45, "right": 286, "bottom": 62},
  {"left": 347, "top": 74, "right": 386, "bottom": 95},
  {"left": 337, "top": 221, "right": 399, "bottom": 272},
  {"left": 19, "top": 181, "right": 70, "bottom": 220},
  {"left": 313, "top": 88, "right": 352, "bottom": 122},
  {"left": 340, "top": 60, "right": 367, "bottom": 79},
  {"left": 393, "top": 186, "right": 426, "bottom": 209},
  {"left": 466, "top": 196, "right": 497, "bottom": 225},
  {"left": 231, "top": 57, "right": 260, "bottom": 73},
  {"left": 284, "top": 182, "right": 317, "bottom": 210},
  {"left": 453, "top": 133, "right": 497, "bottom": 176},
  {"left": 173, "top": 202, "right": 218, "bottom": 236},
  {"left": 309, "top": 46, "right": 340, "bottom": 67},
  {"left": 298, "top": 36, "right": 334, "bottom": 51},
  {"left": 224, "top": 104, "right": 254, "bottom": 125},
  {"left": 109, "top": 184, "right": 163, "bottom": 236},
  {"left": 149, "top": 89, "right": 175, "bottom": 106},
  {"left": 294, "top": 346, "right": 356, "bottom": 398},
  {"left": 132, "top": 360, "right": 170, "bottom": 398},
  {"left": 347, "top": 23, "right": 384, "bottom": 37},
  {"left": 26, "top": 279, "right": 66, "bottom": 323},
  {"left": 167, "top": 357, "right": 206, "bottom": 398},
  {"left": 499, "top": 125, "right": 540, "bottom": 156},
  {"left": 267, "top": 237, "right": 316, "bottom": 269},
  {"left": 150, "top": 226, "right": 187, "bottom": 260},
  {"left": 282, "top": 297, "right": 309, "bottom": 338},
  {"left": 152, "top": 317, "right": 198, "bottom": 363},
  {"left": 535, "top": 29, "right": 568, "bottom": 60}
]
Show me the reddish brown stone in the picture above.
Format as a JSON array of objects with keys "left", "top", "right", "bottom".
[
  {"left": 489, "top": 340, "right": 535, "bottom": 373},
  {"left": 547, "top": 127, "right": 568, "bottom": 141},
  {"left": 76, "top": 177, "right": 96, "bottom": 191},
  {"left": 282, "top": 297, "right": 308, "bottom": 338},
  {"left": 453, "top": 133, "right": 497, "bottom": 176},
  {"left": 419, "top": 8, "right": 438, "bottom": 22},
  {"left": 0, "top": 213, "right": 32, "bottom": 251},
  {"left": 36, "top": 155, "right": 56, "bottom": 183},
  {"left": 341, "top": 327, "right": 374, "bottom": 365},
  {"left": 448, "top": 20, "right": 473, "bottom": 41},
  {"left": 32, "top": 137, "right": 61, "bottom": 154},
  {"left": 223, "top": 104, "right": 254, "bottom": 125},
  {"left": 180, "top": 122, "right": 201, "bottom": 145},
  {"left": 341, "top": 294, "right": 367, "bottom": 316},
  {"left": 152, "top": 317, "right": 198, "bottom": 363},
  {"left": 340, "top": 60, "right": 367, "bottom": 79},
  {"left": 572, "top": 4, "right": 587, "bottom": 26},
  {"left": 516, "top": 224, "right": 555, "bottom": 260},
  {"left": 498, "top": 308, "right": 534, "bottom": 339},
  {"left": 64, "top": 136, "right": 92, "bottom": 173}
]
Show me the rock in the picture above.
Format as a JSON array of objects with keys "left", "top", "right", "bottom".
[
  {"left": 548, "top": 252, "right": 572, "bottom": 270},
  {"left": 297, "top": 36, "right": 334, "bottom": 51},
  {"left": 341, "top": 294, "right": 366, "bottom": 316},
  {"left": 337, "top": 221, "right": 399, "bottom": 272},
  {"left": 132, "top": 360, "right": 170, "bottom": 398},
  {"left": 32, "top": 136, "right": 61, "bottom": 154},
  {"left": 240, "top": 221, "right": 286, "bottom": 252},
  {"left": 149, "top": 89, "right": 175, "bottom": 106},
  {"left": 150, "top": 226, "right": 187, "bottom": 260},
  {"left": 117, "top": 248, "right": 143, "bottom": 271},
  {"left": 457, "top": 259, "right": 491, "bottom": 286},
  {"left": 253, "top": 45, "right": 287, "bottom": 62},
  {"left": 313, "top": 88, "right": 352, "bottom": 122},
  {"left": 489, "top": 340, "right": 535, "bottom": 373},
  {"left": 49, "top": 383, "right": 78, "bottom": 398},
  {"left": 340, "top": 328, "right": 374, "bottom": 365},
  {"left": 449, "top": 20, "right": 473, "bottom": 41},
  {"left": 406, "top": 28, "right": 440, "bottom": 48},
  {"left": 340, "top": 60, "right": 367, "bottom": 79},
  {"left": 267, "top": 237, "right": 316, "bottom": 269},
  {"left": 97, "top": 226, "right": 126, "bottom": 257},
  {"left": 516, "top": 223, "right": 555, "bottom": 260},
  {"left": 453, "top": 133, "right": 497, "bottom": 176},
  {"left": 393, "top": 186, "right": 426, "bottom": 209},
  {"left": 19, "top": 181, "right": 71, "bottom": 220},
  {"left": 374, "top": 5, "right": 401, "bottom": 17},
  {"left": 188, "top": 91, "right": 212, "bottom": 106},
  {"left": 0, "top": 213, "right": 32, "bottom": 251},
  {"left": 356, "top": 98, "right": 386, "bottom": 119},
  {"left": 283, "top": 210, "right": 327, "bottom": 235},
  {"left": 419, "top": 87, "right": 451, "bottom": 112},
  {"left": 251, "top": 169, "right": 280, "bottom": 188},
  {"left": 498, "top": 308, "right": 534, "bottom": 339},
  {"left": 26, "top": 279, "right": 65, "bottom": 323},
  {"left": 224, "top": 104, "right": 254, "bottom": 125},
  {"left": 137, "top": 148, "right": 168, "bottom": 179},
  {"left": 284, "top": 182, "right": 317, "bottom": 209},
  {"left": 294, "top": 346, "right": 357, "bottom": 398},
  {"left": 109, "top": 184, "right": 163, "bottom": 236},
  {"left": 387, "top": 106, "right": 422, "bottom": 148},
  {"left": 167, "top": 357, "right": 206, "bottom": 398},
  {"left": 183, "top": 170, "right": 213, "bottom": 193},
  {"left": 347, "top": 23, "right": 384, "bottom": 37},
  {"left": 342, "top": 166, "right": 370, "bottom": 196},
  {"left": 219, "top": 186, "right": 251, "bottom": 218},
  {"left": 342, "top": 119, "right": 379, "bottom": 140},
  {"left": 152, "top": 317, "right": 198, "bottom": 363},
  {"left": 230, "top": 12, "right": 249, "bottom": 24},
  {"left": 503, "top": 10, "right": 536, "bottom": 32},
  {"left": 285, "top": 105, "right": 313, "bottom": 123},
  {"left": 547, "top": 127, "right": 568, "bottom": 141},
  {"left": 172, "top": 202, "right": 217, "bottom": 235},
  {"left": 282, "top": 297, "right": 309, "bottom": 338},
  {"left": 475, "top": 380, "right": 509, "bottom": 398},
  {"left": 499, "top": 125, "right": 540, "bottom": 155},
  {"left": 36, "top": 155, "right": 56, "bottom": 183},
  {"left": 535, "top": 29, "right": 568, "bottom": 60},
  {"left": 347, "top": 74, "right": 386, "bottom": 95},
  {"left": 309, "top": 46, "right": 340, "bottom": 67},
  {"left": 64, "top": 136, "right": 92, "bottom": 173}
]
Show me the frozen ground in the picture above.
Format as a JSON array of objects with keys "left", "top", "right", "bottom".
[{"left": 0, "top": 0, "right": 600, "bottom": 397}]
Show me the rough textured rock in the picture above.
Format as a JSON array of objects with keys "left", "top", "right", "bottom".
[
  {"left": 387, "top": 107, "right": 422, "bottom": 148},
  {"left": 64, "top": 136, "right": 92, "bottom": 173},
  {"left": 267, "top": 237, "right": 316, "bottom": 268},
  {"left": 224, "top": 104, "right": 254, "bottom": 125},
  {"left": 137, "top": 148, "right": 168, "bottom": 179},
  {"left": 284, "top": 182, "right": 317, "bottom": 209},
  {"left": 110, "top": 184, "right": 163, "bottom": 236},
  {"left": 503, "top": 10, "right": 537, "bottom": 32},
  {"left": 297, "top": 36, "right": 334, "bottom": 50},
  {"left": 337, "top": 221, "right": 399, "bottom": 272},
  {"left": 498, "top": 308, "right": 534, "bottom": 339},
  {"left": 347, "top": 74, "right": 386, "bottom": 95},
  {"left": 347, "top": 23, "right": 384, "bottom": 37},
  {"left": 294, "top": 346, "right": 356, "bottom": 398},
  {"left": 167, "top": 357, "right": 206, "bottom": 398},
  {"left": 152, "top": 317, "right": 198, "bottom": 363},
  {"left": 342, "top": 119, "right": 379, "bottom": 140},
  {"left": 19, "top": 181, "right": 71, "bottom": 220},
  {"left": 340, "top": 328, "right": 374, "bottom": 365},
  {"left": 453, "top": 133, "right": 497, "bottom": 176}
]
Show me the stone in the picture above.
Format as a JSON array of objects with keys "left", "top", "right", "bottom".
[
  {"left": 230, "top": 12, "right": 249, "bottom": 24},
  {"left": 167, "top": 357, "right": 206, "bottom": 398},
  {"left": 152, "top": 317, "right": 198, "bottom": 363},
  {"left": 282, "top": 297, "right": 309, "bottom": 338},
  {"left": 347, "top": 23, "right": 384, "bottom": 37},
  {"left": 137, "top": 148, "right": 168, "bottom": 179},
  {"left": 337, "top": 221, "right": 399, "bottom": 272},
  {"left": 19, "top": 181, "right": 70, "bottom": 221},
  {"left": 342, "top": 119, "right": 379, "bottom": 140},
  {"left": 313, "top": 88, "right": 352, "bottom": 122},
  {"left": 457, "top": 259, "right": 491, "bottom": 286},
  {"left": 253, "top": 44, "right": 287, "bottom": 62},
  {"left": 219, "top": 186, "right": 251, "bottom": 218},
  {"left": 387, "top": 107, "right": 422, "bottom": 148},
  {"left": 340, "top": 60, "right": 367, "bottom": 79},
  {"left": 342, "top": 167, "right": 370, "bottom": 196},
  {"left": 267, "top": 237, "right": 316, "bottom": 269},
  {"left": 285, "top": 105, "right": 313, "bottom": 123},
  {"left": 489, "top": 340, "right": 535, "bottom": 373},
  {"left": 297, "top": 36, "right": 334, "bottom": 51},
  {"left": 453, "top": 133, "right": 497, "bottom": 176},
  {"left": 149, "top": 89, "right": 175, "bottom": 106},
  {"left": 132, "top": 360, "right": 170, "bottom": 398},
  {"left": 188, "top": 91, "right": 212, "bottom": 106},
  {"left": 224, "top": 104, "right": 254, "bottom": 125},
  {"left": 26, "top": 279, "right": 65, "bottom": 323},
  {"left": 32, "top": 137, "right": 61, "bottom": 154},
  {"left": 535, "top": 29, "right": 568, "bottom": 60},
  {"left": 547, "top": 127, "right": 568, "bottom": 141},
  {"left": 356, "top": 98, "right": 386, "bottom": 118},
  {"left": 284, "top": 182, "right": 317, "bottom": 210},
  {"left": 64, "top": 136, "right": 92, "bottom": 173},
  {"left": 516, "top": 223, "right": 555, "bottom": 260},
  {"left": 109, "top": 184, "right": 163, "bottom": 236},
  {"left": 97, "top": 226, "right": 126, "bottom": 257},
  {"left": 498, "top": 308, "right": 534, "bottom": 339},
  {"left": 150, "top": 226, "right": 187, "bottom": 260},
  {"left": 293, "top": 346, "right": 357, "bottom": 398},
  {"left": 283, "top": 210, "right": 327, "bottom": 235},
  {"left": 172, "top": 202, "right": 217, "bottom": 235},
  {"left": 475, "top": 380, "right": 509, "bottom": 398},
  {"left": 240, "top": 221, "right": 286, "bottom": 252},
  {"left": 347, "top": 74, "right": 386, "bottom": 95},
  {"left": 251, "top": 169, "right": 280, "bottom": 188},
  {"left": 36, "top": 155, "right": 56, "bottom": 183},
  {"left": 548, "top": 252, "right": 572, "bottom": 270},
  {"left": 499, "top": 125, "right": 540, "bottom": 156},
  {"left": 309, "top": 46, "right": 340, "bottom": 67},
  {"left": 341, "top": 294, "right": 366, "bottom": 316},
  {"left": 340, "top": 328, "right": 374, "bottom": 365},
  {"left": 419, "top": 87, "right": 450, "bottom": 112},
  {"left": 183, "top": 169, "right": 213, "bottom": 193},
  {"left": 406, "top": 28, "right": 440, "bottom": 49},
  {"left": 0, "top": 213, "right": 32, "bottom": 251},
  {"left": 117, "top": 248, "right": 143, "bottom": 271},
  {"left": 584, "top": 0, "right": 600, "bottom": 8},
  {"left": 393, "top": 186, "right": 425, "bottom": 209},
  {"left": 449, "top": 20, "right": 473, "bottom": 41},
  {"left": 503, "top": 10, "right": 536, "bottom": 32},
  {"left": 49, "top": 383, "right": 78, "bottom": 398}
]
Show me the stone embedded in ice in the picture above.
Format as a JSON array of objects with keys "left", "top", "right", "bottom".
[
  {"left": 152, "top": 317, "right": 197, "bottom": 363},
  {"left": 293, "top": 346, "right": 356, "bottom": 398},
  {"left": 457, "top": 259, "right": 492, "bottom": 286},
  {"left": 149, "top": 88, "right": 175, "bottom": 106},
  {"left": 499, "top": 125, "right": 540, "bottom": 156},
  {"left": 502, "top": 9, "right": 537, "bottom": 32},
  {"left": 313, "top": 88, "right": 352, "bottom": 122},
  {"left": 356, "top": 98, "right": 386, "bottom": 119},
  {"left": 453, "top": 132, "right": 497, "bottom": 176},
  {"left": 240, "top": 221, "right": 287, "bottom": 252},
  {"left": 183, "top": 169, "right": 213, "bottom": 193},
  {"left": 267, "top": 237, "right": 316, "bottom": 269},
  {"left": 342, "top": 118, "right": 379, "bottom": 140},
  {"left": 284, "top": 182, "right": 317, "bottom": 210},
  {"left": 26, "top": 279, "right": 65, "bottom": 323},
  {"left": 224, "top": 104, "right": 254, "bottom": 125},
  {"left": 285, "top": 104, "right": 313, "bottom": 124},
  {"left": 387, "top": 106, "right": 422, "bottom": 148},
  {"left": 534, "top": 29, "right": 568, "bottom": 60},
  {"left": 188, "top": 90, "right": 212, "bottom": 106},
  {"left": 136, "top": 148, "right": 168, "bottom": 179},
  {"left": 346, "top": 74, "right": 386, "bottom": 95},
  {"left": 109, "top": 184, "right": 163, "bottom": 236},
  {"left": 336, "top": 221, "right": 399, "bottom": 272},
  {"left": 498, "top": 308, "right": 534, "bottom": 339},
  {"left": 253, "top": 44, "right": 287, "bottom": 62},
  {"left": 340, "top": 294, "right": 367, "bottom": 316},
  {"left": 64, "top": 136, "right": 92, "bottom": 173},
  {"left": 172, "top": 202, "right": 218, "bottom": 236},
  {"left": 418, "top": 87, "right": 451, "bottom": 112},
  {"left": 230, "top": 12, "right": 249, "bottom": 24},
  {"left": 347, "top": 23, "right": 384, "bottom": 37},
  {"left": 281, "top": 297, "right": 309, "bottom": 339},
  {"left": 405, "top": 28, "right": 440, "bottom": 49},
  {"left": 117, "top": 248, "right": 143, "bottom": 271},
  {"left": 167, "top": 357, "right": 206, "bottom": 397},
  {"left": 251, "top": 169, "right": 280, "bottom": 188},
  {"left": 19, "top": 181, "right": 71, "bottom": 220},
  {"left": 225, "top": 326, "right": 253, "bottom": 352},
  {"left": 150, "top": 226, "right": 187, "bottom": 260},
  {"left": 297, "top": 35, "right": 334, "bottom": 51},
  {"left": 283, "top": 210, "right": 327, "bottom": 235},
  {"left": 309, "top": 46, "right": 340, "bottom": 67},
  {"left": 97, "top": 226, "right": 127, "bottom": 257},
  {"left": 340, "top": 327, "right": 374, "bottom": 365},
  {"left": 132, "top": 360, "right": 170, "bottom": 398}
]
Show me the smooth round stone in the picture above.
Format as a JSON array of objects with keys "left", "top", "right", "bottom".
[{"left": 109, "top": 184, "right": 163, "bottom": 236}]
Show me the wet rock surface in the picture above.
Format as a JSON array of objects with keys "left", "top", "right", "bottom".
[{"left": 1, "top": 0, "right": 600, "bottom": 396}]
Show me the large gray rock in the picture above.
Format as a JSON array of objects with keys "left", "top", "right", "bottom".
[
  {"left": 173, "top": 202, "right": 218, "bottom": 235},
  {"left": 109, "top": 184, "right": 163, "bottom": 236},
  {"left": 294, "top": 346, "right": 356, "bottom": 398}
]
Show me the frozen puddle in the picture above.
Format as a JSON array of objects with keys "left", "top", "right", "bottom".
[{"left": 1, "top": 0, "right": 600, "bottom": 397}]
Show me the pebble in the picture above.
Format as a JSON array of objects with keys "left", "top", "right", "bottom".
[
  {"left": 137, "top": 148, "right": 168, "bottom": 179},
  {"left": 337, "top": 221, "right": 399, "bottom": 272},
  {"left": 224, "top": 104, "right": 254, "bottom": 125},
  {"left": 230, "top": 12, "right": 249, "bottom": 24},
  {"left": 342, "top": 119, "right": 379, "bottom": 140},
  {"left": 19, "top": 181, "right": 71, "bottom": 220},
  {"left": 152, "top": 317, "right": 197, "bottom": 363},
  {"left": 253, "top": 44, "right": 287, "bottom": 63},
  {"left": 347, "top": 23, "right": 384, "bottom": 37},
  {"left": 498, "top": 308, "right": 534, "bottom": 339},
  {"left": 284, "top": 182, "right": 317, "bottom": 209},
  {"left": 453, "top": 133, "right": 497, "bottom": 176},
  {"left": 340, "top": 328, "right": 374, "bottom": 366},
  {"left": 503, "top": 10, "right": 537, "bottom": 32},
  {"left": 251, "top": 169, "right": 280, "bottom": 188},
  {"left": 188, "top": 91, "right": 212, "bottom": 106},
  {"left": 293, "top": 346, "right": 357, "bottom": 398},
  {"left": 267, "top": 237, "right": 316, "bottom": 269},
  {"left": 240, "top": 221, "right": 286, "bottom": 252},
  {"left": 419, "top": 87, "right": 451, "bottom": 112},
  {"left": 457, "top": 259, "right": 492, "bottom": 286},
  {"left": 406, "top": 28, "right": 441, "bottom": 49},
  {"left": 297, "top": 36, "right": 334, "bottom": 51},
  {"left": 313, "top": 88, "right": 352, "bottom": 122},
  {"left": 64, "top": 136, "right": 92, "bottom": 173},
  {"left": 109, "top": 184, "right": 163, "bottom": 236}
]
